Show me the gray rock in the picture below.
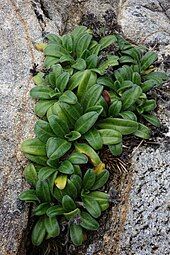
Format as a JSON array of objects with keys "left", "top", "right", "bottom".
[
  {"left": 118, "top": 0, "right": 170, "bottom": 45},
  {"left": 0, "top": 1, "right": 60, "bottom": 254}
]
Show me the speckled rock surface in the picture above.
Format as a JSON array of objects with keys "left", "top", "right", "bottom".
[
  {"left": 0, "top": 1, "right": 60, "bottom": 254},
  {"left": 118, "top": 0, "right": 170, "bottom": 45}
]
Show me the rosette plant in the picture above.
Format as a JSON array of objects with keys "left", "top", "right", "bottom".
[{"left": 19, "top": 25, "right": 168, "bottom": 246}]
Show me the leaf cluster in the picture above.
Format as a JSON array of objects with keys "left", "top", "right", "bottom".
[{"left": 20, "top": 26, "right": 168, "bottom": 246}]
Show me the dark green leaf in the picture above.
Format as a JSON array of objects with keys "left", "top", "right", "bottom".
[
  {"left": 19, "top": 189, "right": 39, "bottom": 202},
  {"left": 75, "top": 111, "right": 99, "bottom": 134},
  {"left": 69, "top": 152, "right": 88, "bottom": 164},
  {"left": 46, "top": 205, "right": 65, "bottom": 217},
  {"left": 82, "top": 196, "right": 101, "bottom": 218},
  {"left": 84, "top": 129, "right": 103, "bottom": 150},
  {"left": 99, "top": 35, "right": 117, "bottom": 50},
  {"left": 91, "top": 170, "right": 109, "bottom": 190},
  {"left": 21, "top": 138, "right": 46, "bottom": 156},
  {"left": 44, "top": 216, "right": 60, "bottom": 238},
  {"left": 70, "top": 224, "right": 83, "bottom": 246},
  {"left": 34, "top": 100, "right": 55, "bottom": 118},
  {"left": 72, "top": 58, "right": 86, "bottom": 70},
  {"left": 122, "top": 85, "right": 142, "bottom": 110},
  {"left": 99, "top": 129, "right": 122, "bottom": 145},
  {"left": 134, "top": 123, "right": 151, "bottom": 139},
  {"left": 38, "top": 167, "right": 57, "bottom": 181},
  {"left": 109, "top": 143, "right": 122, "bottom": 156},
  {"left": 30, "top": 86, "right": 57, "bottom": 99},
  {"left": 65, "top": 131, "right": 81, "bottom": 141},
  {"left": 48, "top": 114, "right": 69, "bottom": 138},
  {"left": 34, "top": 120, "right": 55, "bottom": 143},
  {"left": 31, "top": 219, "right": 46, "bottom": 246},
  {"left": 80, "top": 211, "right": 99, "bottom": 230},
  {"left": 82, "top": 169, "right": 96, "bottom": 190},
  {"left": 36, "top": 179, "right": 51, "bottom": 202},
  {"left": 58, "top": 160, "right": 74, "bottom": 174},
  {"left": 142, "top": 114, "right": 160, "bottom": 127},
  {"left": 23, "top": 164, "right": 38, "bottom": 186},
  {"left": 46, "top": 138, "right": 71, "bottom": 160},
  {"left": 141, "top": 52, "right": 157, "bottom": 71},
  {"left": 34, "top": 203, "right": 49, "bottom": 216},
  {"left": 62, "top": 195, "right": 76, "bottom": 212}
]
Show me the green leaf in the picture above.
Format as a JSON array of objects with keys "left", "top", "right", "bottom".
[
  {"left": 142, "top": 114, "right": 160, "bottom": 127},
  {"left": 19, "top": 189, "right": 39, "bottom": 202},
  {"left": 69, "top": 152, "right": 88, "bottom": 164},
  {"left": 62, "top": 195, "right": 76, "bottom": 212},
  {"left": 82, "top": 196, "right": 101, "bottom": 218},
  {"left": 99, "top": 35, "right": 117, "bottom": 50},
  {"left": 81, "top": 84, "right": 103, "bottom": 111},
  {"left": 86, "top": 54, "right": 98, "bottom": 68},
  {"left": 75, "top": 143, "right": 101, "bottom": 166},
  {"left": 139, "top": 99, "right": 156, "bottom": 112},
  {"left": 62, "top": 34, "right": 73, "bottom": 52},
  {"left": 53, "top": 187, "right": 64, "bottom": 202},
  {"left": 46, "top": 205, "right": 65, "bottom": 217},
  {"left": 59, "top": 90, "right": 77, "bottom": 104},
  {"left": 109, "top": 143, "right": 122, "bottom": 156},
  {"left": 56, "top": 72, "right": 70, "bottom": 92},
  {"left": 97, "top": 76, "right": 114, "bottom": 89},
  {"left": 75, "top": 111, "right": 99, "bottom": 134},
  {"left": 86, "top": 105, "right": 103, "bottom": 115},
  {"left": 122, "top": 85, "right": 142, "bottom": 110},
  {"left": 76, "top": 33, "right": 92, "bottom": 57},
  {"left": 62, "top": 179, "right": 78, "bottom": 199},
  {"left": 141, "top": 51, "right": 157, "bottom": 71},
  {"left": 65, "top": 131, "right": 81, "bottom": 141},
  {"left": 23, "top": 164, "right": 38, "bottom": 187},
  {"left": 58, "top": 160, "right": 74, "bottom": 174},
  {"left": 34, "top": 120, "right": 55, "bottom": 143},
  {"left": 24, "top": 154, "right": 48, "bottom": 166},
  {"left": 141, "top": 79, "right": 156, "bottom": 92},
  {"left": 61, "top": 102, "right": 83, "bottom": 127},
  {"left": 84, "top": 129, "right": 103, "bottom": 150},
  {"left": 38, "top": 167, "right": 57, "bottom": 181},
  {"left": 64, "top": 208, "right": 80, "bottom": 220},
  {"left": 119, "top": 111, "right": 137, "bottom": 121},
  {"left": 31, "top": 219, "right": 46, "bottom": 246},
  {"left": 30, "top": 86, "right": 57, "bottom": 99},
  {"left": 96, "top": 55, "right": 119, "bottom": 75},
  {"left": 70, "top": 224, "right": 83, "bottom": 246},
  {"left": 21, "top": 138, "right": 46, "bottom": 156},
  {"left": 34, "top": 203, "right": 49, "bottom": 216},
  {"left": 47, "top": 102, "right": 68, "bottom": 123},
  {"left": 99, "top": 129, "right": 122, "bottom": 145},
  {"left": 144, "top": 71, "right": 168, "bottom": 85},
  {"left": 36, "top": 179, "right": 51, "bottom": 202},
  {"left": 46, "top": 137, "right": 71, "bottom": 160},
  {"left": 70, "top": 175, "right": 82, "bottom": 194},
  {"left": 44, "top": 56, "right": 60, "bottom": 68},
  {"left": 134, "top": 123, "right": 151, "bottom": 139},
  {"left": 89, "top": 191, "right": 109, "bottom": 211},
  {"left": 44, "top": 216, "right": 60, "bottom": 238},
  {"left": 91, "top": 170, "right": 109, "bottom": 190},
  {"left": 80, "top": 211, "right": 99, "bottom": 230},
  {"left": 98, "top": 118, "right": 138, "bottom": 135},
  {"left": 132, "top": 72, "right": 141, "bottom": 85},
  {"left": 33, "top": 72, "right": 45, "bottom": 86},
  {"left": 82, "top": 169, "right": 96, "bottom": 190},
  {"left": 77, "top": 70, "right": 92, "bottom": 99},
  {"left": 108, "top": 99, "right": 122, "bottom": 117},
  {"left": 72, "top": 58, "right": 86, "bottom": 70},
  {"left": 48, "top": 114, "right": 69, "bottom": 138},
  {"left": 34, "top": 100, "right": 55, "bottom": 118},
  {"left": 46, "top": 34, "right": 62, "bottom": 44}
]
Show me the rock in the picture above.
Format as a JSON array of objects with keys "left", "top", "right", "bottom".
[
  {"left": 0, "top": 1, "right": 60, "bottom": 254},
  {"left": 118, "top": 0, "right": 170, "bottom": 45}
]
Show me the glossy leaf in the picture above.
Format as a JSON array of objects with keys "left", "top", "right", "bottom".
[
  {"left": 122, "top": 85, "right": 142, "bottom": 110},
  {"left": 59, "top": 90, "right": 77, "bottom": 104},
  {"left": 23, "top": 164, "right": 38, "bottom": 186},
  {"left": 48, "top": 114, "right": 69, "bottom": 138},
  {"left": 34, "top": 100, "right": 55, "bottom": 118},
  {"left": 82, "top": 169, "right": 96, "bottom": 190},
  {"left": 19, "top": 189, "right": 39, "bottom": 202},
  {"left": 34, "top": 120, "right": 55, "bottom": 143},
  {"left": 70, "top": 224, "right": 83, "bottom": 246},
  {"left": 38, "top": 167, "right": 57, "bottom": 181},
  {"left": 31, "top": 219, "right": 46, "bottom": 246},
  {"left": 58, "top": 160, "right": 74, "bottom": 174},
  {"left": 109, "top": 143, "right": 122, "bottom": 156},
  {"left": 84, "top": 129, "right": 103, "bottom": 150},
  {"left": 46, "top": 205, "right": 65, "bottom": 217},
  {"left": 69, "top": 152, "right": 88, "bottom": 164},
  {"left": 91, "top": 170, "right": 109, "bottom": 190},
  {"left": 142, "top": 114, "right": 160, "bottom": 127},
  {"left": 75, "top": 111, "right": 99, "bottom": 134},
  {"left": 36, "top": 179, "right": 51, "bottom": 202},
  {"left": 44, "top": 216, "right": 60, "bottom": 238},
  {"left": 82, "top": 196, "right": 101, "bottom": 218},
  {"left": 80, "top": 211, "right": 99, "bottom": 230},
  {"left": 134, "top": 123, "right": 151, "bottom": 139},
  {"left": 62, "top": 195, "right": 76, "bottom": 212},
  {"left": 99, "top": 129, "right": 122, "bottom": 145},
  {"left": 46, "top": 137, "right": 71, "bottom": 160},
  {"left": 21, "top": 138, "right": 46, "bottom": 156},
  {"left": 65, "top": 131, "right": 81, "bottom": 141},
  {"left": 34, "top": 203, "right": 49, "bottom": 216}
]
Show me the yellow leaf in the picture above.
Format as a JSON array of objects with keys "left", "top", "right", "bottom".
[
  {"left": 94, "top": 162, "right": 105, "bottom": 174},
  {"left": 55, "top": 175, "right": 67, "bottom": 190},
  {"left": 34, "top": 43, "right": 47, "bottom": 52}
]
